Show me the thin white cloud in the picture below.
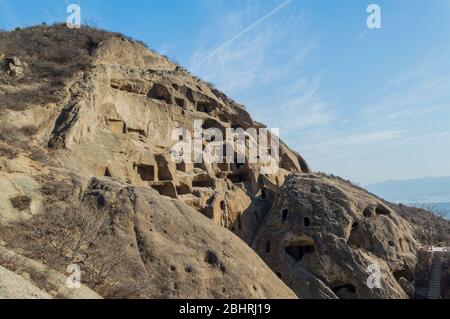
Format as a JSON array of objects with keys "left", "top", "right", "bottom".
[
  {"left": 360, "top": 51, "right": 450, "bottom": 128},
  {"left": 387, "top": 51, "right": 450, "bottom": 87},
  {"left": 300, "top": 129, "right": 404, "bottom": 161},
  {"left": 190, "top": 0, "right": 332, "bottom": 135},
  {"left": 301, "top": 50, "right": 450, "bottom": 182},
  {"left": 195, "top": 0, "right": 294, "bottom": 66},
  {"left": 190, "top": 1, "right": 450, "bottom": 184}
]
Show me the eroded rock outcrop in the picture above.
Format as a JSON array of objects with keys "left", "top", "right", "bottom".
[
  {"left": 40, "top": 35, "right": 308, "bottom": 244},
  {"left": 0, "top": 25, "right": 302, "bottom": 299},
  {"left": 79, "top": 177, "right": 296, "bottom": 298},
  {"left": 253, "top": 174, "right": 418, "bottom": 299}
]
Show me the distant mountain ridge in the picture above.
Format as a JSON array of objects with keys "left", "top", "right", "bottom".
[{"left": 366, "top": 176, "right": 450, "bottom": 203}]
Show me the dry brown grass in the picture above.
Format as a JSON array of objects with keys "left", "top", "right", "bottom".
[
  {"left": 0, "top": 125, "right": 55, "bottom": 165},
  {"left": 0, "top": 24, "right": 131, "bottom": 110}
]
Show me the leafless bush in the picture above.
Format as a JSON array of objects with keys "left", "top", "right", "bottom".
[
  {"left": 0, "top": 248, "right": 55, "bottom": 294},
  {"left": 392, "top": 202, "right": 450, "bottom": 246},
  {"left": 9, "top": 195, "right": 31, "bottom": 212},
  {"left": 413, "top": 203, "right": 449, "bottom": 245},
  {"left": 0, "top": 249, "right": 20, "bottom": 271},
  {"left": 415, "top": 203, "right": 447, "bottom": 220},
  {"left": 20, "top": 125, "right": 39, "bottom": 136},
  {"left": 5, "top": 200, "right": 152, "bottom": 298},
  {"left": 39, "top": 177, "right": 76, "bottom": 202},
  {"left": 24, "top": 204, "right": 119, "bottom": 281},
  {"left": 0, "top": 124, "right": 55, "bottom": 165},
  {"left": 0, "top": 142, "right": 19, "bottom": 159},
  {"left": 0, "top": 125, "right": 28, "bottom": 158}
]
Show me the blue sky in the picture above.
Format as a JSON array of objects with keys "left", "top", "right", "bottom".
[{"left": 1, "top": 0, "right": 450, "bottom": 184}]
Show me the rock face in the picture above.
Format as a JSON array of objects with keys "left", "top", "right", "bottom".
[
  {"left": 1, "top": 26, "right": 309, "bottom": 241},
  {"left": 0, "top": 25, "right": 423, "bottom": 299},
  {"left": 79, "top": 178, "right": 296, "bottom": 298},
  {"left": 0, "top": 25, "right": 300, "bottom": 298},
  {"left": 253, "top": 174, "right": 418, "bottom": 299},
  {"left": 43, "top": 46, "right": 309, "bottom": 243}
]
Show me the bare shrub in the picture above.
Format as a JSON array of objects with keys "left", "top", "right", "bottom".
[
  {"left": 414, "top": 203, "right": 449, "bottom": 245},
  {"left": 9, "top": 195, "right": 31, "bottom": 211},
  {"left": 0, "top": 142, "right": 19, "bottom": 159},
  {"left": 417, "top": 203, "right": 447, "bottom": 220},
  {"left": 39, "top": 177, "right": 76, "bottom": 202},
  {"left": 6, "top": 201, "right": 153, "bottom": 298},
  {"left": 0, "top": 248, "right": 55, "bottom": 295},
  {"left": 0, "top": 249, "right": 20, "bottom": 271},
  {"left": 0, "top": 121, "right": 58, "bottom": 165},
  {"left": 393, "top": 203, "right": 450, "bottom": 246}
]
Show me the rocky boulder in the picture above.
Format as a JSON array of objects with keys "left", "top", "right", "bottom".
[
  {"left": 77, "top": 178, "right": 297, "bottom": 298},
  {"left": 2, "top": 56, "right": 25, "bottom": 79},
  {"left": 253, "top": 174, "right": 418, "bottom": 299}
]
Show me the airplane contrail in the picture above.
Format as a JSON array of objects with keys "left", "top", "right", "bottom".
[{"left": 198, "top": 0, "right": 294, "bottom": 65}]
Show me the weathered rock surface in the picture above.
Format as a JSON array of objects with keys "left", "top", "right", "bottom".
[
  {"left": 253, "top": 174, "right": 418, "bottom": 299},
  {"left": 77, "top": 177, "right": 296, "bottom": 298},
  {"left": 0, "top": 265, "right": 51, "bottom": 299},
  {"left": 0, "top": 246, "right": 102, "bottom": 299}
]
